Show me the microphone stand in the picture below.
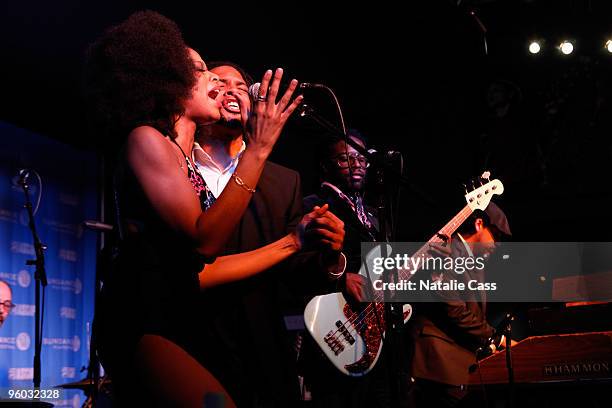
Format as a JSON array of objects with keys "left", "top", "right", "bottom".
[
  {"left": 473, "top": 313, "right": 516, "bottom": 408},
  {"left": 18, "top": 171, "right": 48, "bottom": 392},
  {"left": 299, "top": 104, "right": 375, "bottom": 161},
  {"left": 375, "top": 160, "right": 411, "bottom": 407},
  {"left": 502, "top": 314, "right": 515, "bottom": 408}
]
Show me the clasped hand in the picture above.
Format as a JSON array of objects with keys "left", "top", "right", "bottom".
[{"left": 294, "top": 204, "right": 344, "bottom": 252}]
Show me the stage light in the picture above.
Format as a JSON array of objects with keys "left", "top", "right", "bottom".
[
  {"left": 559, "top": 41, "right": 574, "bottom": 55},
  {"left": 528, "top": 41, "right": 541, "bottom": 54},
  {"left": 606, "top": 40, "right": 612, "bottom": 53}
]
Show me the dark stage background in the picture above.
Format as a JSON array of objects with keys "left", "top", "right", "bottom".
[{"left": 1, "top": 0, "right": 611, "bottom": 242}]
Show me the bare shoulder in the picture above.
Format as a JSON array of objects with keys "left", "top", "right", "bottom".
[
  {"left": 127, "top": 126, "right": 170, "bottom": 154},
  {"left": 126, "top": 126, "right": 175, "bottom": 166}
]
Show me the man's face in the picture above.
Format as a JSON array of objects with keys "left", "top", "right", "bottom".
[
  {"left": 326, "top": 136, "right": 368, "bottom": 192},
  {"left": 465, "top": 219, "right": 497, "bottom": 258},
  {"left": 210, "top": 65, "right": 250, "bottom": 124},
  {"left": 0, "top": 282, "right": 12, "bottom": 327}
]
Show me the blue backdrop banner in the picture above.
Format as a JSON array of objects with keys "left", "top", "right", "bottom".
[{"left": 0, "top": 121, "right": 98, "bottom": 407}]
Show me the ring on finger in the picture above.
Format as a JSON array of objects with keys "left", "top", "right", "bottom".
[{"left": 256, "top": 95, "right": 267, "bottom": 102}]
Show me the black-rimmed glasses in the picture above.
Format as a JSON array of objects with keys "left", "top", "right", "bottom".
[
  {"left": 333, "top": 153, "right": 370, "bottom": 169},
  {"left": 0, "top": 300, "right": 16, "bottom": 310}
]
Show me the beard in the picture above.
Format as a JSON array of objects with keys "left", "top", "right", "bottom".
[
  {"left": 215, "top": 114, "right": 243, "bottom": 139},
  {"left": 199, "top": 118, "right": 242, "bottom": 144},
  {"left": 330, "top": 174, "right": 363, "bottom": 193},
  {"left": 219, "top": 115, "right": 242, "bottom": 130}
]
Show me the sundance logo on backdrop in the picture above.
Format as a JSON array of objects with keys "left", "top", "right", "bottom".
[{"left": 43, "top": 335, "right": 81, "bottom": 352}]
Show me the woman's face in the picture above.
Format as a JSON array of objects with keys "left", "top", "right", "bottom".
[{"left": 184, "top": 48, "right": 222, "bottom": 124}]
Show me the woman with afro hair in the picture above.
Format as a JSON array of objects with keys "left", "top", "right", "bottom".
[{"left": 86, "top": 11, "right": 303, "bottom": 407}]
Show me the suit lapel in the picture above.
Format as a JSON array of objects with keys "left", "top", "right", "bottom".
[{"left": 321, "top": 188, "right": 377, "bottom": 240}]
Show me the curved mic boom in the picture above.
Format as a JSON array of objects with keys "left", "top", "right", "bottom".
[{"left": 299, "top": 82, "right": 326, "bottom": 89}]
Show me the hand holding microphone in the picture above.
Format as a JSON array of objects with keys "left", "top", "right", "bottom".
[{"left": 236, "top": 68, "right": 303, "bottom": 157}]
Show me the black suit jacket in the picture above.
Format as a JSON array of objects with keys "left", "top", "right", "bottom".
[
  {"left": 410, "top": 240, "right": 495, "bottom": 387},
  {"left": 304, "top": 186, "right": 378, "bottom": 275},
  {"left": 198, "top": 161, "right": 310, "bottom": 407}
]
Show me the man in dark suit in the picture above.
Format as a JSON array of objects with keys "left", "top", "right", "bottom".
[
  {"left": 302, "top": 130, "right": 403, "bottom": 407},
  {"left": 410, "top": 203, "right": 512, "bottom": 407},
  {"left": 304, "top": 130, "right": 378, "bottom": 299},
  {"left": 194, "top": 62, "right": 346, "bottom": 408}
]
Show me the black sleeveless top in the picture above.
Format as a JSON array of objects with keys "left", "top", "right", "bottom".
[{"left": 96, "top": 137, "right": 213, "bottom": 370}]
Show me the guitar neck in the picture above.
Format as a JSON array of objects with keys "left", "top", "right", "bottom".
[
  {"left": 369, "top": 204, "right": 474, "bottom": 311},
  {"left": 426, "top": 204, "right": 473, "bottom": 250},
  {"left": 382, "top": 204, "right": 474, "bottom": 284}
]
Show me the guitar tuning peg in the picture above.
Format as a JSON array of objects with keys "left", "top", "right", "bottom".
[
  {"left": 471, "top": 179, "right": 477, "bottom": 190},
  {"left": 481, "top": 171, "right": 491, "bottom": 182},
  {"left": 462, "top": 183, "right": 468, "bottom": 194}
]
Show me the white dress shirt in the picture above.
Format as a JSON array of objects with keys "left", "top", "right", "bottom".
[
  {"left": 193, "top": 141, "right": 346, "bottom": 278},
  {"left": 192, "top": 140, "right": 246, "bottom": 198}
]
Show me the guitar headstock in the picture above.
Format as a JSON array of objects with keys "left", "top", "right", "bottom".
[{"left": 465, "top": 171, "right": 504, "bottom": 211}]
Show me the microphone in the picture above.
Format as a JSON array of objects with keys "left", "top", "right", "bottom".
[
  {"left": 249, "top": 81, "right": 324, "bottom": 98},
  {"left": 17, "top": 168, "right": 31, "bottom": 185},
  {"left": 248, "top": 82, "right": 262, "bottom": 99},
  {"left": 493, "top": 312, "right": 515, "bottom": 335},
  {"left": 297, "top": 103, "right": 314, "bottom": 117},
  {"left": 298, "top": 82, "right": 346, "bottom": 134},
  {"left": 367, "top": 148, "right": 402, "bottom": 160},
  {"left": 299, "top": 82, "right": 327, "bottom": 89}
]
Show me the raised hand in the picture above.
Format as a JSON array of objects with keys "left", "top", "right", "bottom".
[{"left": 234, "top": 68, "right": 303, "bottom": 157}]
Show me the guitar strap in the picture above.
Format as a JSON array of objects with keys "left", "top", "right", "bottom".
[{"left": 321, "top": 182, "right": 377, "bottom": 239}]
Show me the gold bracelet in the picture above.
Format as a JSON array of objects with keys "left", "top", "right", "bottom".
[{"left": 232, "top": 173, "right": 256, "bottom": 193}]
